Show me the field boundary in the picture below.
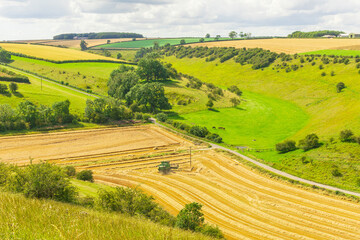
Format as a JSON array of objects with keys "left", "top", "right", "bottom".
[{"left": 151, "top": 118, "right": 360, "bottom": 198}]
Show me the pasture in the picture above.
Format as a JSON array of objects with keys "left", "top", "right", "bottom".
[
  {"left": 0, "top": 65, "right": 94, "bottom": 114},
  {"left": 95, "top": 37, "right": 233, "bottom": 49},
  {"left": 37, "top": 38, "right": 142, "bottom": 49},
  {"left": 188, "top": 38, "right": 360, "bottom": 54},
  {"left": 2, "top": 125, "right": 360, "bottom": 240},
  {"left": 0, "top": 43, "right": 123, "bottom": 61},
  {"left": 300, "top": 49, "right": 360, "bottom": 56},
  {"left": 9, "top": 56, "right": 122, "bottom": 95}
]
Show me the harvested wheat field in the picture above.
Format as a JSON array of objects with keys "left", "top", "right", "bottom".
[
  {"left": 0, "top": 43, "right": 123, "bottom": 61},
  {"left": 1, "top": 126, "right": 360, "bottom": 239},
  {"left": 189, "top": 38, "right": 360, "bottom": 54}
]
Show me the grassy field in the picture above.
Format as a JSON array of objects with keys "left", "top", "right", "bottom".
[
  {"left": 187, "top": 38, "right": 360, "bottom": 54},
  {"left": 0, "top": 65, "right": 94, "bottom": 114},
  {"left": 9, "top": 56, "right": 122, "bottom": 95},
  {"left": 38, "top": 38, "right": 142, "bottom": 49},
  {"left": 88, "top": 49, "right": 138, "bottom": 62},
  {"left": 95, "top": 38, "right": 234, "bottom": 49},
  {"left": 0, "top": 191, "right": 211, "bottom": 240},
  {"left": 176, "top": 91, "right": 308, "bottom": 148},
  {"left": 0, "top": 43, "right": 123, "bottom": 61},
  {"left": 300, "top": 49, "right": 360, "bottom": 56}
]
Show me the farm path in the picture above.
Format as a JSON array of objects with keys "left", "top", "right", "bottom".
[{"left": 150, "top": 118, "right": 360, "bottom": 197}]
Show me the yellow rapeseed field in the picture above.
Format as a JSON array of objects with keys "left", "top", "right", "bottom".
[
  {"left": 0, "top": 43, "right": 122, "bottom": 61},
  {"left": 189, "top": 38, "right": 360, "bottom": 54}
]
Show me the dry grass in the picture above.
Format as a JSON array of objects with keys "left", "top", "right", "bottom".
[
  {"left": 188, "top": 38, "right": 360, "bottom": 54},
  {"left": 0, "top": 43, "right": 123, "bottom": 61}
]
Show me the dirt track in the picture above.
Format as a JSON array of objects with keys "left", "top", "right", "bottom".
[{"left": 1, "top": 126, "right": 360, "bottom": 239}]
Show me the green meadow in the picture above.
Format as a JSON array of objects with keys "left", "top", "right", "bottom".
[
  {"left": 96, "top": 38, "right": 233, "bottom": 49},
  {"left": 0, "top": 65, "right": 94, "bottom": 115},
  {"left": 300, "top": 49, "right": 360, "bottom": 56},
  {"left": 9, "top": 56, "right": 123, "bottom": 95}
]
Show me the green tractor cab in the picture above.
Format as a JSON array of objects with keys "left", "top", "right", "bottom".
[{"left": 158, "top": 161, "right": 179, "bottom": 174}]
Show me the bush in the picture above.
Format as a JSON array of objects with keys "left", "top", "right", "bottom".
[
  {"left": 189, "top": 126, "right": 209, "bottom": 138},
  {"left": 23, "top": 163, "right": 78, "bottom": 202},
  {"left": 142, "top": 114, "right": 151, "bottom": 122},
  {"left": 332, "top": 168, "right": 342, "bottom": 177},
  {"left": 76, "top": 170, "right": 94, "bottom": 182},
  {"left": 227, "top": 85, "right": 242, "bottom": 96},
  {"left": 275, "top": 140, "right": 297, "bottom": 153},
  {"left": 206, "top": 133, "right": 222, "bottom": 143},
  {"left": 134, "top": 112, "right": 143, "bottom": 120},
  {"left": 156, "top": 113, "right": 168, "bottom": 122},
  {"left": 339, "top": 129, "right": 354, "bottom": 142},
  {"left": 0, "top": 83, "right": 8, "bottom": 93},
  {"left": 63, "top": 165, "right": 76, "bottom": 177},
  {"left": 176, "top": 202, "right": 204, "bottom": 231},
  {"left": 336, "top": 82, "right": 346, "bottom": 93},
  {"left": 201, "top": 224, "right": 224, "bottom": 239},
  {"left": 298, "top": 134, "right": 320, "bottom": 151}
]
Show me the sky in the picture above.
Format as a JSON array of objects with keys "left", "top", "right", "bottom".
[{"left": 0, "top": 0, "right": 360, "bottom": 40}]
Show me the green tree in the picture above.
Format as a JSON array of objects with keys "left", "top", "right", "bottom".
[
  {"left": 107, "top": 70, "right": 139, "bottom": 100},
  {"left": 339, "top": 129, "right": 354, "bottom": 142},
  {"left": 136, "top": 58, "right": 169, "bottom": 82},
  {"left": 107, "top": 40, "right": 111, "bottom": 44},
  {"left": 153, "top": 41, "right": 160, "bottom": 50},
  {"left": 180, "top": 39, "right": 186, "bottom": 45},
  {"left": 80, "top": 40, "right": 88, "bottom": 51},
  {"left": 229, "top": 31, "right": 237, "bottom": 39},
  {"left": 76, "top": 170, "right": 94, "bottom": 182},
  {"left": 17, "top": 101, "right": 38, "bottom": 128},
  {"left": 215, "top": 35, "right": 221, "bottom": 40},
  {"left": 336, "top": 82, "right": 346, "bottom": 93},
  {"left": 298, "top": 133, "right": 320, "bottom": 151},
  {"left": 0, "top": 83, "right": 8, "bottom": 93},
  {"left": 230, "top": 97, "right": 241, "bottom": 107},
  {"left": 176, "top": 202, "right": 205, "bottom": 231},
  {"left": 126, "top": 82, "right": 171, "bottom": 113},
  {"left": 104, "top": 50, "right": 111, "bottom": 57},
  {"left": 205, "top": 33, "right": 210, "bottom": 38},
  {"left": 199, "top": 38, "right": 205, "bottom": 43},
  {"left": 9, "top": 82, "right": 18, "bottom": 93},
  {"left": 0, "top": 49, "right": 11, "bottom": 63},
  {"left": 206, "top": 99, "right": 214, "bottom": 108},
  {"left": 156, "top": 112, "right": 168, "bottom": 122},
  {"left": 276, "top": 140, "right": 297, "bottom": 153},
  {"left": 117, "top": 53, "right": 122, "bottom": 59},
  {"left": 52, "top": 100, "right": 72, "bottom": 124}
]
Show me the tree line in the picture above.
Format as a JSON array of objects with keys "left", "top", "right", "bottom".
[
  {"left": 288, "top": 30, "right": 344, "bottom": 38},
  {"left": 53, "top": 32, "right": 144, "bottom": 40}
]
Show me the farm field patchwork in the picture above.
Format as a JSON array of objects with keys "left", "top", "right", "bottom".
[
  {"left": 187, "top": 38, "right": 360, "bottom": 54},
  {"left": 9, "top": 56, "right": 123, "bottom": 95},
  {"left": 1, "top": 126, "right": 360, "bottom": 239},
  {"left": 95, "top": 37, "right": 235, "bottom": 49},
  {"left": 36, "top": 38, "right": 143, "bottom": 49},
  {"left": 0, "top": 43, "right": 124, "bottom": 61},
  {"left": 0, "top": 65, "right": 94, "bottom": 114}
]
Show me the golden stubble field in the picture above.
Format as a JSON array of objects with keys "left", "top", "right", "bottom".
[
  {"left": 1, "top": 125, "right": 360, "bottom": 239},
  {"left": 0, "top": 43, "right": 124, "bottom": 61},
  {"left": 189, "top": 38, "right": 360, "bottom": 54}
]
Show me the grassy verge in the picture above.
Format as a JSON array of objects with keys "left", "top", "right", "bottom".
[{"left": 0, "top": 191, "right": 212, "bottom": 240}]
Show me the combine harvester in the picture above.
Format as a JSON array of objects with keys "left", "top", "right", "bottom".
[{"left": 158, "top": 161, "right": 179, "bottom": 174}]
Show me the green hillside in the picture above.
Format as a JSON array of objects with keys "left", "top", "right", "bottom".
[
  {"left": 300, "top": 49, "right": 360, "bottom": 56},
  {"left": 0, "top": 192, "right": 213, "bottom": 240}
]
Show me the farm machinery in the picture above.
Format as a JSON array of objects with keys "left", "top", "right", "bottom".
[{"left": 158, "top": 161, "right": 179, "bottom": 174}]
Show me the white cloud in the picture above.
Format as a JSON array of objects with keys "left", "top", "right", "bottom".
[{"left": 0, "top": 0, "right": 359, "bottom": 40}]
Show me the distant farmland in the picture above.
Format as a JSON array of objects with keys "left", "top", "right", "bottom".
[
  {"left": 95, "top": 37, "right": 234, "bottom": 49},
  {"left": 188, "top": 38, "right": 360, "bottom": 54},
  {"left": 300, "top": 49, "right": 360, "bottom": 56},
  {"left": 0, "top": 43, "right": 123, "bottom": 62}
]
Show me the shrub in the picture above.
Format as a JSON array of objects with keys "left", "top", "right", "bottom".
[
  {"left": 0, "top": 83, "right": 8, "bottom": 93},
  {"left": 63, "top": 165, "right": 76, "bottom": 177},
  {"left": 189, "top": 126, "right": 209, "bottom": 138},
  {"left": 339, "top": 129, "right": 354, "bottom": 142},
  {"left": 206, "top": 133, "right": 222, "bottom": 143},
  {"left": 321, "top": 72, "right": 326, "bottom": 77},
  {"left": 336, "top": 82, "right": 346, "bottom": 93},
  {"left": 156, "top": 113, "right": 168, "bottom": 122},
  {"left": 134, "top": 112, "right": 143, "bottom": 120},
  {"left": 201, "top": 224, "right": 224, "bottom": 239},
  {"left": 176, "top": 202, "right": 204, "bottom": 231},
  {"left": 142, "top": 114, "right": 151, "bottom": 121},
  {"left": 332, "top": 168, "right": 342, "bottom": 177},
  {"left": 76, "top": 170, "right": 94, "bottom": 182},
  {"left": 206, "top": 99, "right": 214, "bottom": 108},
  {"left": 298, "top": 133, "right": 320, "bottom": 151},
  {"left": 227, "top": 85, "right": 242, "bottom": 96},
  {"left": 23, "top": 163, "right": 78, "bottom": 202},
  {"left": 275, "top": 140, "right": 297, "bottom": 153}
]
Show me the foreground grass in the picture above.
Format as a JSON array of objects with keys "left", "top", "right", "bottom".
[
  {"left": 300, "top": 49, "right": 360, "bottom": 56},
  {"left": 0, "top": 192, "right": 212, "bottom": 240},
  {"left": 0, "top": 65, "right": 95, "bottom": 114},
  {"left": 9, "top": 56, "right": 123, "bottom": 95}
]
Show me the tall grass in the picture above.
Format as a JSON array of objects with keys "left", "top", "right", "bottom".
[{"left": 0, "top": 192, "right": 213, "bottom": 240}]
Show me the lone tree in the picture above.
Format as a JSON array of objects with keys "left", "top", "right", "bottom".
[
  {"left": 9, "top": 82, "right": 18, "bottom": 93},
  {"left": 215, "top": 35, "right": 221, "bottom": 41},
  {"left": 229, "top": 31, "right": 237, "bottom": 39},
  {"left": 336, "top": 82, "right": 346, "bottom": 93},
  {"left": 205, "top": 33, "right": 210, "bottom": 38},
  {"left": 199, "top": 38, "right": 205, "bottom": 43},
  {"left": 80, "top": 40, "right": 88, "bottom": 51},
  {"left": 180, "top": 39, "right": 186, "bottom": 45},
  {"left": 117, "top": 53, "right": 122, "bottom": 59},
  {"left": 206, "top": 99, "right": 214, "bottom": 109},
  {"left": 176, "top": 202, "right": 204, "bottom": 231},
  {"left": 230, "top": 97, "right": 241, "bottom": 107}
]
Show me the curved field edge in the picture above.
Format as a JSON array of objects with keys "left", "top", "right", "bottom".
[
  {"left": 175, "top": 90, "right": 308, "bottom": 148},
  {"left": 0, "top": 192, "right": 212, "bottom": 240}
]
